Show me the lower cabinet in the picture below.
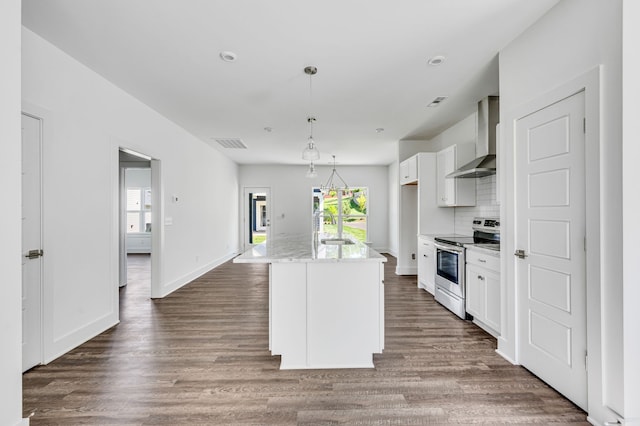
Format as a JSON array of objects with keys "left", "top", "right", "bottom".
[
  {"left": 126, "top": 233, "right": 151, "bottom": 254},
  {"left": 465, "top": 248, "right": 500, "bottom": 337},
  {"left": 417, "top": 236, "right": 435, "bottom": 295}
]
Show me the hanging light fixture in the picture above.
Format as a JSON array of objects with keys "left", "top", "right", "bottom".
[
  {"left": 301, "top": 66, "right": 320, "bottom": 161},
  {"left": 305, "top": 161, "right": 318, "bottom": 178},
  {"left": 322, "top": 155, "right": 348, "bottom": 191},
  {"left": 302, "top": 117, "right": 319, "bottom": 160}
]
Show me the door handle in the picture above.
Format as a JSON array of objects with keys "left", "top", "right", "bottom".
[
  {"left": 477, "top": 275, "right": 485, "bottom": 281},
  {"left": 514, "top": 249, "right": 527, "bottom": 259},
  {"left": 25, "top": 249, "right": 44, "bottom": 259}
]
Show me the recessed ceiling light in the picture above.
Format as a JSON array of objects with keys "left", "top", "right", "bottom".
[
  {"left": 375, "top": 128, "right": 385, "bottom": 133},
  {"left": 219, "top": 51, "right": 237, "bottom": 62},
  {"left": 428, "top": 55, "right": 446, "bottom": 66},
  {"left": 427, "top": 96, "right": 447, "bottom": 107}
]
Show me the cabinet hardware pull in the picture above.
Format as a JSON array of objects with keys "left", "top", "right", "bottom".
[
  {"left": 477, "top": 275, "right": 485, "bottom": 280},
  {"left": 478, "top": 259, "right": 486, "bottom": 263}
]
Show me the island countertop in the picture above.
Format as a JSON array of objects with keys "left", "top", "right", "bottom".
[{"left": 234, "top": 233, "right": 386, "bottom": 263}]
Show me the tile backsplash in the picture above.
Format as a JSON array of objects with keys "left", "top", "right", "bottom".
[{"left": 454, "top": 174, "right": 500, "bottom": 235}]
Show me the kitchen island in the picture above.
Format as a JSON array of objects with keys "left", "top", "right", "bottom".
[{"left": 234, "top": 233, "right": 386, "bottom": 369}]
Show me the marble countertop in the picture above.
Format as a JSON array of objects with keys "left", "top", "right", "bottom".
[{"left": 234, "top": 233, "right": 387, "bottom": 264}]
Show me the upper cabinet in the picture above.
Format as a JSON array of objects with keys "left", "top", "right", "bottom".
[
  {"left": 399, "top": 154, "right": 418, "bottom": 185},
  {"left": 436, "top": 144, "right": 476, "bottom": 207}
]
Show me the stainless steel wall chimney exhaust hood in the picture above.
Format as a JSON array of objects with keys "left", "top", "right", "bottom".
[{"left": 447, "top": 96, "right": 499, "bottom": 179}]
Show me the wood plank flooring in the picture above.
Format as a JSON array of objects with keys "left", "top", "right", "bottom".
[{"left": 23, "top": 254, "right": 589, "bottom": 425}]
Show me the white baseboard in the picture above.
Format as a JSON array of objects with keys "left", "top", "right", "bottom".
[
  {"left": 158, "top": 251, "right": 239, "bottom": 298},
  {"left": 385, "top": 249, "right": 398, "bottom": 258},
  {"left": 45, "top": 310, "right": 118, "bottom": 365},
  {"left": 495, "top": 348, "right": 517, "bottom": 365},
  {"left": 395, "top": 266, "right": 417, "bottom": 275}
]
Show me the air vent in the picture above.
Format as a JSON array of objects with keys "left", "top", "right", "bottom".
[
  {"left": 215, "top": 138, "right": 248, "bottom": 149},
  {"left": 427, "top": 96, "right": 447, "bottom": 107}
]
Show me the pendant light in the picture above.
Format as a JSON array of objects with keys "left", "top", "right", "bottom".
[
  {"left": 301, "top": 66, "right": 320, "bottom": 161},
  {"left": 305, "top": 161, "right": 318, "bottom": 178},
  {"left": 302, "top": 117, "right": 319, "bottom": 160},
  {"left": 322, "top": 155, "right": 348, "bottom": 191}
]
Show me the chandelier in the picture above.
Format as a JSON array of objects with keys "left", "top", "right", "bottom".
[{"left": 321, "top": 155, "right": 348, "bottom": 191}]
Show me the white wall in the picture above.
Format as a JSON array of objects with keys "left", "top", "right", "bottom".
[
  {"left": 499, "top": 0, "right": 636, "bottom": 424},
  {"left": 239, "top": 165, "right": 389, "bottom": 252},
  {"left": 425, "top": 112, "right": 477, "bottom": 153},
  {"left": 0, "top": 2, "right": 26, "bottom": 425},
  {"left": 22, "top": 28, "right": 239, "bottom": 364}
]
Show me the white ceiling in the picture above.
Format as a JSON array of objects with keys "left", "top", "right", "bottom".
[{"left": 22, "top": 0, "right": 560, "bottom": 166}]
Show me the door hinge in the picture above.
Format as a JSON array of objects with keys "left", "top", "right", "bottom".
[
  {"left": 583, "top": 117, "right": 586, "bottom": 134},
  {"left": 514, "top": 249, "right": 527, "bottom": 259}
]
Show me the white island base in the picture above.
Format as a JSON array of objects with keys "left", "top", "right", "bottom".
[{"left": 270, "top": 261, "right": 384, "bottom": 369}]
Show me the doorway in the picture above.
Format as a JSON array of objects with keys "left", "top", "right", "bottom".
[
  {"left": 21, "top": 113, "right": 43, "bottom": 372},
  {"left": 119, "top": 149, "right": 160, "bottom": 300},
  {"left": 243, "top": 187, "right": 270, "bottom": 251}
]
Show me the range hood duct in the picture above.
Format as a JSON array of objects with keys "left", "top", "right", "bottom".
[{"left": 447, "top": 96, "right": 499, "bottom": 179}]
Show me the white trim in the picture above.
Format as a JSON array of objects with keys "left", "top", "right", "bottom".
[
  {"left": 150, "top": 159, "right": 163, "bottom": 298},
  {"left": 395, "top": 266, "right": 417, "bottom": 275},
  {"left": 157, "top": 251, "right": 239, "bottom": 298}
]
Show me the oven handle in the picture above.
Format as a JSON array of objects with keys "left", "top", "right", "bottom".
[{"left": 434, "top": 242, "right": 465, "bottom": 254}]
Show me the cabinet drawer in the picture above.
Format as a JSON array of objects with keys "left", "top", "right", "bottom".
[
  {"left": 418, "top": 237, "right": 434, "bottom": 249},
  {"left": 466, "top": 249, "right": 499, "bottom": 271}
]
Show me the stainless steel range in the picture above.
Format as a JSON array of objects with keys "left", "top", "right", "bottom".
[{"left": 433, "top": 217, "right": 500, "bottom": 319}]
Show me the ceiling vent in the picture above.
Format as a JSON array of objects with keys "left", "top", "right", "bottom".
[
  {"left": 427, "top": 96, "right": 447, "bottom": 107},
  {"left": 214, "top": 138, "right": 248, "bottom": 149}
]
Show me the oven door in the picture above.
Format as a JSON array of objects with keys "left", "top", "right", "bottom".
[{"left": 434, "top": 243, "right": 465, "bottom": 298}]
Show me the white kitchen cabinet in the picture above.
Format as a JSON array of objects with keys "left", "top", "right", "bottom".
[
  {"left": 267, "top": 259, "right": 384, "bottom": 369},
  {"left": 399, "top": 154, "right": 418, "bottom": 185},
  {"left": 465, "top": 247, "right": 500, "bottom": 337},
  {"left": 417, "top": 236, "right": 435, "bottom": 295},
  {"left": 436, "top": 144, "right": 476, "bottom": 206},
  {"left": 126, "top": 233, "right": 151, "bottom": 253}
]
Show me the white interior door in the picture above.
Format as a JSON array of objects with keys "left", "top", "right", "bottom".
[
  {"left": 21, "top": 113, "right": 43, "bottom": 372},
  {"left": 243, "top": 187, "right": 270, "bottom": 251},
  {"left": 515, "top": 90, "right": 587, "bottom": 409}
]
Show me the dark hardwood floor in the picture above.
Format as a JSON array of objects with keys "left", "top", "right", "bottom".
[{"left": 23, "top": 253, "right": 589, "bottom": 425}]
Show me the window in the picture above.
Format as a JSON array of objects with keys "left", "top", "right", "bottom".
[
  {"left": 126, "top": 187, "right": 151, "bottom": 233},
  {"left": 313, "top": 187, "right": 368, "bottom": 242}
]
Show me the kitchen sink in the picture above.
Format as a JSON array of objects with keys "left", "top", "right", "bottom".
[{"left": 320, "top": 238, "right": 355, "bottom": 245}]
